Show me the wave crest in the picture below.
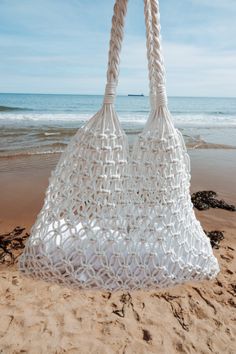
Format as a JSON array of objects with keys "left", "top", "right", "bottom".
[{"left": 0, "top": 105, "right": 29, "bottom": 112}]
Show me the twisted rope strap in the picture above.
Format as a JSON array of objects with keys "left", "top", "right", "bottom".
[
  {"left": 144, "top": 0, "right": 167, "bottom": 110},
  {"left": 104, "top": 0, "right": 167, "bottom": 109},
  {"left": 103, "top": 0, "right": 128, "bottom": 105},
  {"left": 144, "top": 0, "right": 156, "bottom": 108}
]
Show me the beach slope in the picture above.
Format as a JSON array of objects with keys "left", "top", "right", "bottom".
[{"left": 0, "top": 151, "right": 235, "bottom": 354}]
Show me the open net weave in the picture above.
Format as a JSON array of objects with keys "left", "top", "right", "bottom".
[{"left": 19, "top": 0, "right": 219, "bottom": 290}]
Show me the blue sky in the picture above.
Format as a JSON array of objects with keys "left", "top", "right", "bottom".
[{"left": 0, "top": 0, "right": 235, "bottom": 97}]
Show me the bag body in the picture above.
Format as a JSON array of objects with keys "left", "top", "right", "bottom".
[{"left": 19, "top": 0, "right": 219, "bottom": 290}]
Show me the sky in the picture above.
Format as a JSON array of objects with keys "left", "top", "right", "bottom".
[{"left": 0, "top": 0, "right": 236, "bottom": 97}]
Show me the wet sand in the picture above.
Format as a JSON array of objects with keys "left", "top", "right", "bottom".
[
  {"left": 0, "top": 149, "right": 236, "bottom": 233},
  {"left": 0, "top": 154, "right": 59, "bottom": 233},
  {"left": 0, "top": 150, "right": 236, "bottom": 353}
]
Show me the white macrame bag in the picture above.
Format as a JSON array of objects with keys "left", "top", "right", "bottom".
[{"left": 19, "top": 0, "right": 219, "bottom": 290}]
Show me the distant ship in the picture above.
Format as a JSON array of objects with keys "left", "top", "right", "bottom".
[{"left": 128, "top": 94, "right": 144, "bottom": 97}]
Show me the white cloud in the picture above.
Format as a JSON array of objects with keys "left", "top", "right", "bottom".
[
  {"left": 190, "top": 0, "right": 236, "bottom": 9},
  {"left": 0, "top": 1, "right": 235, "bottom": 96},
  {"left": 114, "top": 36, "right": 236, "bottom": 97}
]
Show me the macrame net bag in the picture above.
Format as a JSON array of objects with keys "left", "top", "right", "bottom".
[{"left": 19, "top": 0, "right": 219, "bottom": 290}]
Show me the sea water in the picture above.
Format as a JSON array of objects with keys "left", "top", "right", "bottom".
[{"left": 0, "top": 93, "right": 236, "bottom": 157}]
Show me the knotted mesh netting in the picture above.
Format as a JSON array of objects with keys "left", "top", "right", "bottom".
[{"left": 19, "top": 0, "right": 219, "bottom": 290}]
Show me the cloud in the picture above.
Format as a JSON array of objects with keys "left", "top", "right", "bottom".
[
  {"left": 0, "top": 0, "right": 235, "bottom": 96},
  {"left": 117, "top": 37, "right": 236, "bottom": 97},
  {"left": 163, "top": 43, "right": 236, "bottom": 97},
  {"left": 190, "top": 0, "right": 236, "bottom": 10}
]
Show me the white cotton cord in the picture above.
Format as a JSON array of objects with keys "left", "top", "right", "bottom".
[
  {"left": 104, "top": 0, "right": 128, "bottom": 105},
  {"left": 144, "top": 0, "right": 168, "bottom": 109},
  {"left": 144, "top": 0, "right": 156, "bottom": 108},
  {"left": 156, "top": 84, "right": 168, "bottom": 108},
  {"left": 103, "top": 83, "right": 117, "bottom": 104}
]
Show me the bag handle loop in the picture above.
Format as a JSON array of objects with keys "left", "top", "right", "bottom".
[
  {"left": 103, "top": 0, "right": 167, "bottom": 109},
  {"left": 103, "top": 0, "right": 128, "bottom": 105},
  {"left": 144, "top": 0, "right": 167, "bottom": 109}
]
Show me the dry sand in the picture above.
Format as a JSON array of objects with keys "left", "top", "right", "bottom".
[{"left": 0, "top": 151, "right": 235, "bottom": 353}]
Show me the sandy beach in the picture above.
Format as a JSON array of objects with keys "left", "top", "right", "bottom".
[
  {"left": 0, "top": 0, "right": 236, "bottom": 349},
  {"left": 0, "top": 149, "right": 235, "bottom": 353}
]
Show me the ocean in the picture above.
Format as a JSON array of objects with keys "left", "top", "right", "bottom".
[{"left": 0, "top": 93, "right": 236, "bottom": 157}]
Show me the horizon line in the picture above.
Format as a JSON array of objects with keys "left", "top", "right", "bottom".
[{"left": 0, "top": 92, "right": 236, "bottom": 99}]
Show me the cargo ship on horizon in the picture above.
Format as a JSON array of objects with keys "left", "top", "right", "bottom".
[{"left": 128, "top": 93, "right": 144, "bottom": 97}]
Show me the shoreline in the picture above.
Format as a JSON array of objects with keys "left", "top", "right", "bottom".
[{"left": 0, "top": 135, "right": 236, "bottom": 159}]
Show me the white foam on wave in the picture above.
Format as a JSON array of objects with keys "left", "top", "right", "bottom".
[
  {"left": 0, "top": 112, "right": 147, "bottom": 126},
  {"left": 44, "top": 132, "right": 61, "bottom": 136},
  {"left": 0, "top": 112, "right": 92, "bottom": 122},
  {"left": 173, "top": 113, "right": 236, "bottom": 128},
  {"left": 0, "top": 148, "right": 64, "bottom": 158},
  {"left": 0, "top": 111, "right": 236, "bottom": 128}
]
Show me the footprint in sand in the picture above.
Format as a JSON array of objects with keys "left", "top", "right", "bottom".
[
  {"left": 220, "top": 254, "right": 234, "bottom": 262},
  {"left": 175, "top": 341, "right": 188, "bottom": 354},
  {"left": 142, "top": 329, "right": 152, "bottom": 343},
  {"left": 189, "top": 297, "right": 206, "bottom": 319}
]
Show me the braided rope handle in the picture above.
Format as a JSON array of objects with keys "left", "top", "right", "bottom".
[
  {"left": 103, "top": 0, "right": 167, "bottom": 109},
  {"left": 144, "top": 0, "right": 167, "bottom": 108},
  {"left": 104, "top": 0, "right": 128, "bottom": 104},
  {"left": 144, "top": 0, "right": 156, "bottom": 107}
]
